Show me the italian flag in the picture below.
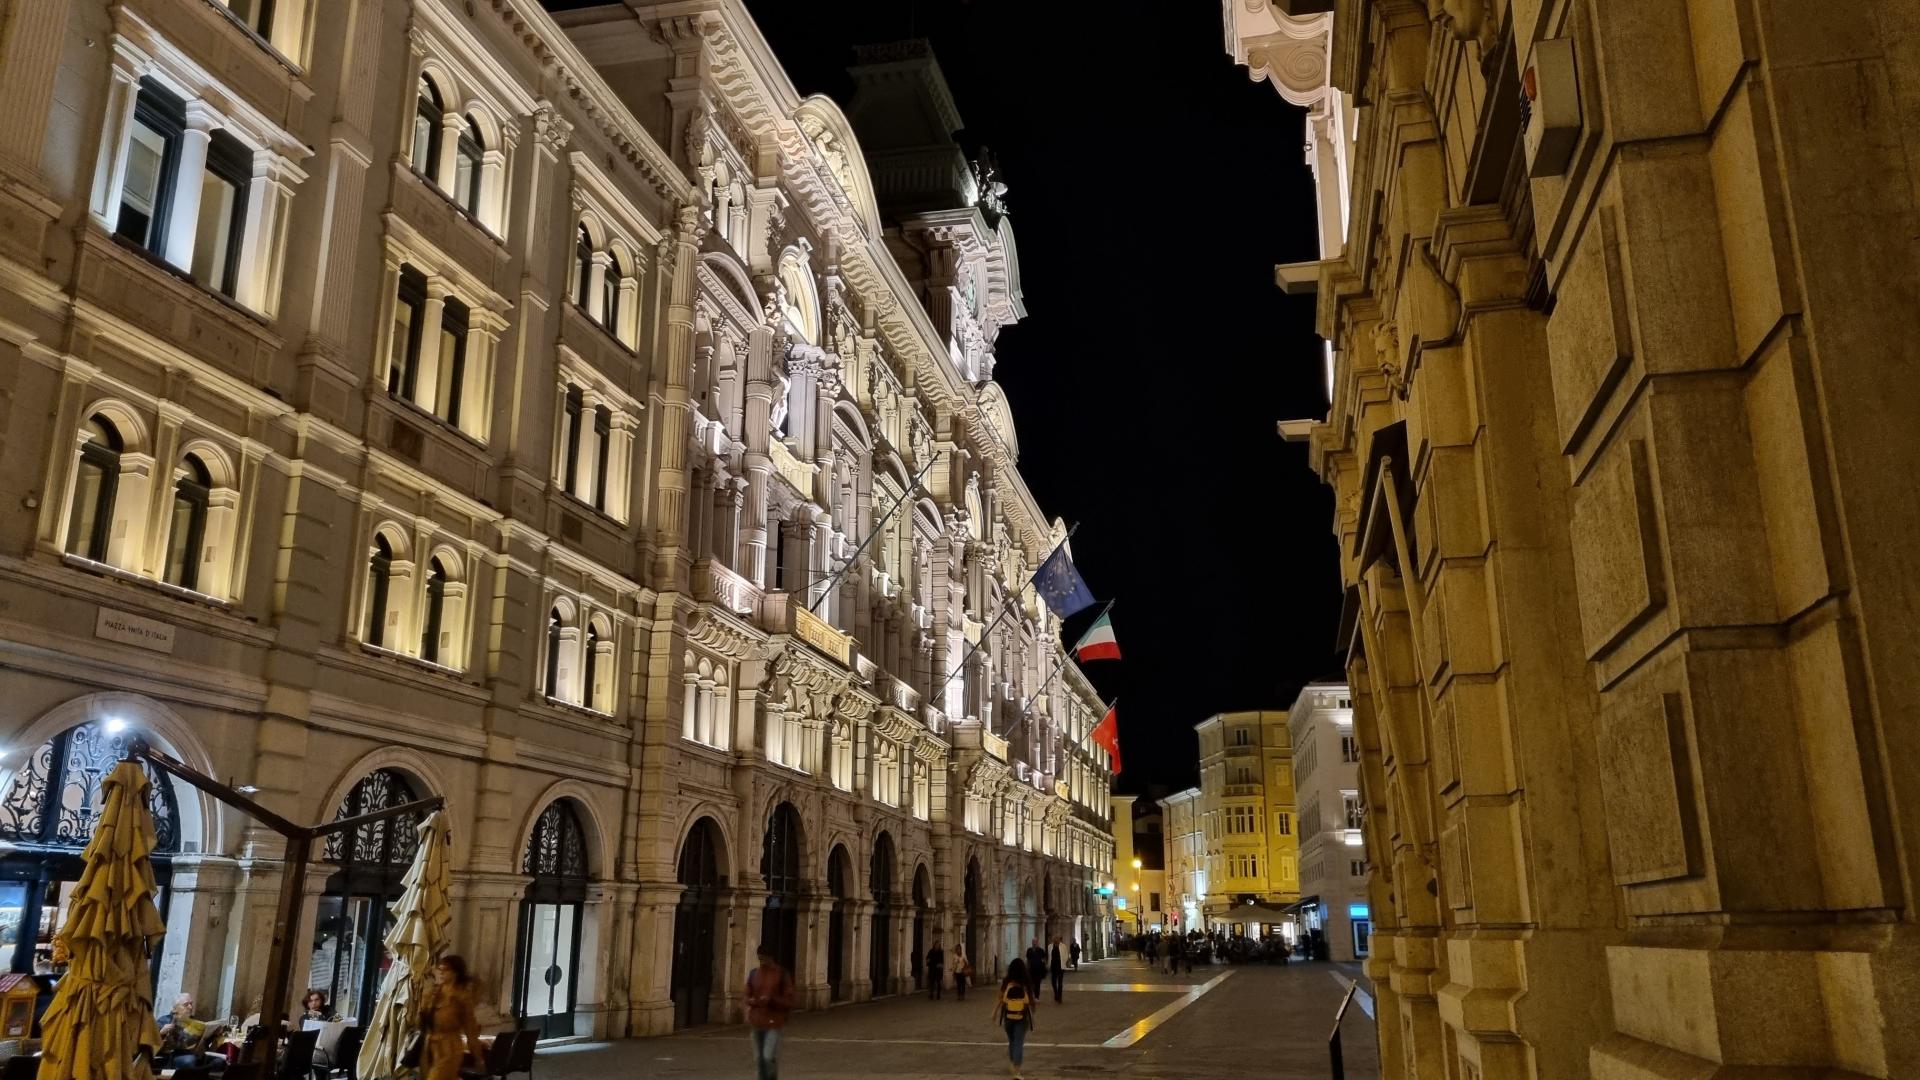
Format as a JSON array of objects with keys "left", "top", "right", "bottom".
[
  {"left": 1092, "top": 704, "right": 1122, "bottom": 774},
  {"left": 1075, "top": 609, "right": 1121, "bottom": 662}
]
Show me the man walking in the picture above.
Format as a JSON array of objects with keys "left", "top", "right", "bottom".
[
  {"left": 926, "top": 940, "right": 946, "bottom": 999},
  {"left": 1069, "top": 938, "right": 1082, "bottom": 970},
  {"left": 1048, "top": 936, "right": 1066, "bottom": 1003},
  {"left": 1024, "top": 939, "right": 1047, "bottom": 1000},
  {"left": 745, "top": 944, "right": 794, "bottom": 1080}
]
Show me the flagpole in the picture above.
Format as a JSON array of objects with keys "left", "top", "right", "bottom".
[
  {"left": 1010, "top": 598, "right": 1114, "bottom": 725},
  {"left": 809, "top": 452, "right": 941, "bottom": 613},
  {"left": 937, "top": 522, "right": 1080, "bottom": 697}
]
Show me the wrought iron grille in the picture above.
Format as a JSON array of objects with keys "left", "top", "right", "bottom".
[
  {"left": 0, "top": 722, "right": 179, "bottom": 853},
  {"left": 322, "top": 769, "right": 420, "bottom": 865},
  {"left": 523, "top": 800, "right": 588, "bottom": 880}
]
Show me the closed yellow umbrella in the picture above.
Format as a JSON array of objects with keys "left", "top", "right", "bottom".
[
  {"left": 357, "top": 810, "right": 452, "bottom": 1080},
  {"left": 38, "top": 760, "right": 168, "bottom": 1080}
]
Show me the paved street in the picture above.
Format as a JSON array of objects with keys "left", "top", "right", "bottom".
[{"left": 535, "top": 957, "right": 1379, "bottom": 1078}]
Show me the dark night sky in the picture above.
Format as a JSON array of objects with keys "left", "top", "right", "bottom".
[{"left": 552, "top": 0, "right": 1343, "bottom": 792}]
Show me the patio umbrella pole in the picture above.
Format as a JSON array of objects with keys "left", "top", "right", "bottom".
[{"left": 132, "top": 744, "right": 444, "bottom": 1074}]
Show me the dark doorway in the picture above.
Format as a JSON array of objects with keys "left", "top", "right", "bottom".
[
  {"left": 672, "top": 817, "right": 725, "bottom": 1029},
  {"left": 911, "top": 865, "right": 931, "bottom": 990},
  {"left": 826, "top": 845, "right": 849, "bottom": 1001},
  {"left": 964, "top": 858, "right": 982, "bottom": 970},
  {"left": 868, "top": 833, "right": 894, "bottom": 997},
  {"left": 760, "top": 803, "right": 803, "bottom": 974},
  {"left": 514, "top": 800, "right": 589, "bottom": 1038}
]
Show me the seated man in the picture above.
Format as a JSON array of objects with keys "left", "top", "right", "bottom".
[{"left": 158, "top": 993, "right": 220, "bottom": 1070}]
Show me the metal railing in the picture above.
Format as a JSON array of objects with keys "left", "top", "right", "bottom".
[{"left": 1328, "top": 980, "right": 1358, "bottom": 1079}]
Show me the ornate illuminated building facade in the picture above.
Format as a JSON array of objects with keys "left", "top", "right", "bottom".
[
  {"left": 0, "top": 0, "right": 1113, "bottom": 1041},
  {"left": 1232, "top": 0, "right": 1920, "bottom": 1078}
]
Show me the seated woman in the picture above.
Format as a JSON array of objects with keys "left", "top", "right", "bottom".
[{"left": 300, "top": 990, "right": 340, "bottom": 1026}]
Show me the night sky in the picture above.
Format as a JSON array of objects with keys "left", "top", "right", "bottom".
[{"left": 551, "top": 0, "right": 1344, "bottom": 792}]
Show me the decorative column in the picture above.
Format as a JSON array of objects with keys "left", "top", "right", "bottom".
[
  {"left": 236, "top": 150, "right": 307, "bottom": 317},
  {"left": 412, "top": 281, "right": 450, "bottom": 414},
  {"left": 89, "top": 63, "right": 145, "bottom": 227},
  {"left": 162, "top": 103, "right": 218, "bottom": 272},
  {"left": 650, "top": 204, "right": 703, "bottom": 581}
]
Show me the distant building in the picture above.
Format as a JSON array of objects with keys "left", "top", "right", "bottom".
[
  {"left": 1109, "top": 793, "right": 1169, "bottom": 933},
  {"left": 1160, "top": 787, "right": 1204, "bottom": 931},
  {"left": 1286, "top": 683, "right": 1368, "bottom": 961},
  {"left": 1193, "top": 711, "right": 1300, "bottom": 927}
]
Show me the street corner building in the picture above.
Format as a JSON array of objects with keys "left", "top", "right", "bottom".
[
  {"left": 1229, "top": 0, "right": 1920, "bottom": 1079},
  {"left": 0, "top": 0, "right": 1118, "bottom": 1040}
]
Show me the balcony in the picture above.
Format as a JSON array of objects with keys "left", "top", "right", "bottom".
[
  {"left": 759, "top": 591, "right": 851, "bottom": 666},
  {"left": 768, "top": 438, "right": 816, "bottom": 499},
  {"left": 692, "top": 558, "right": 759, "bottom": 617},
  {"left": 1224, "top": 784, "right": 1259, "bottom": 797}
]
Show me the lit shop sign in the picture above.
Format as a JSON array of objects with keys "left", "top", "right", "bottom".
[
  {"left": 1349, "top": 904, "right": 1369, "bottom": 919},
  {"left": 1115, "top": 898, "right": 1128, "bottom": 911},
  {"left": 1098, "top": 885, "right": 1115, "bottom": 896}
]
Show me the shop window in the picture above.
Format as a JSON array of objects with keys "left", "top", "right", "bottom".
[
  {"left": 317, "top": 770, "right": 425, "bottom": 1022},
  {"left": 516, "top": 800, "right": 589, "bottom": 1037}
]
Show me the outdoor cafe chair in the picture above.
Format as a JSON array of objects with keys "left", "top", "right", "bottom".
[
  {"left": 505, "top": 1030, "right": 537, "bottom": 1080},
  {"left": 458, "top": 1031, "right": 515, "bottom": 1080},
  {"left": 314, "top": 1025, "right": 360, "bottom": 1080},
  {"left": 275, "top": 1030, "right": 319, "bottom": 1080}
]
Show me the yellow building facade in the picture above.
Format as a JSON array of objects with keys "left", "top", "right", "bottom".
[{"left": 1192, "top": 711, "right": 1299, "bottom": 925}]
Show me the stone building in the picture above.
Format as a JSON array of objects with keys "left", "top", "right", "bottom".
[
  {"left": 0, "top": 0, "right": 1113, "bottom": 1041},
  {"left": 1160, "top": 787, "right": 1204, "bottom": 931},
  {"left": 1193, "top": 711, "right": 1299, "bottom": 925},
  {"left": 1284, "top": 683, "right": 1368, "bottom": 962},
  {"left": 1231, "top": 0, "right": 1920, "bottom": 1077}
]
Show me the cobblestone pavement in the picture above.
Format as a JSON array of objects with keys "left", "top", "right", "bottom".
[{"left": 535, "top": 957, "right": 1380, "bottom": 1078}]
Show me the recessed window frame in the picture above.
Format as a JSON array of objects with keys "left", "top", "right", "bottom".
[
  {"left": 65, "top": 415, "right": 124, "bottom": 563},
  {"left": 366, "top": 535, "right": 394, "bottom": 648},
  {"left": 389, "top": 266, "right": 429, "bottom": 400},
  {"left": 115, "top": 83, "right": 188, "bottom": 257},
  {"left": 163, "top": 454, "right": 213, "bottom": 591},
  {"left": 412, "top": 75, "right": 443, "bottom": 182}
]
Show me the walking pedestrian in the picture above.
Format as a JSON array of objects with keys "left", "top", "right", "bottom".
[
  {"left": 953, "top": 943, "right": 971, "bottom": 1000},
  {"left": 1024, "top": 939, "right": 1046, "bottom": 999},
  {"left": 993, "top": 958, "right": 1037, "bottom": 1079},
  {"left": 1048, "top": 936, "right": 1065, "bottom": 1003},
  {"left": 745, "top": 944, "right": 794, "bottom": 1080},
  {"left": 926, "top": 940, "right": 946, "bottom": 999},
  {"left": 1180, "top": 935, "right": 1192, "bottom": 975},
  {"left": 1069, "top": 938, "right": 1082, "bottom": 970}
]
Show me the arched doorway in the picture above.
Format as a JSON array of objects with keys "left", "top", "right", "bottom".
[
  {"left": 0, "top": 720, "right": 182, "bottom": 984},
  {"left": 867, "top": 834, "right": 894, "bottom": 997},
  {"left": 759, "top": 803, "right": 803, "bottom": 974},
  {"left": 1043, "top": 873, "right": 1054, "bottom": 947},
  {"left": 672, "top": 817, "right": 725, "bottom": 1029},
  {"left": 515, "top": 800, "right": 589, "bottom": 1038},
  {"left": 963, "top": 858, "right": 982, "bottom": 972},
  {"left": 826, "top": 844, "right": 851, "bottom": 1001},
  {"left": 911, "top": 865, "right": 931, "bottom": 990},
  {"left": 316, "top": 769, "right": 425, "bottom": 1022}
]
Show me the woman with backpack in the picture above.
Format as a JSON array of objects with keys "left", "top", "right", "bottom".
[{"left": 992, "top": 958, "right": 1037, "bottom": 1078}]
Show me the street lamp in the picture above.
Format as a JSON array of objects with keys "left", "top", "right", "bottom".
[{"left": 1132, "top": 857, "right": 1142, "bottom": 870}]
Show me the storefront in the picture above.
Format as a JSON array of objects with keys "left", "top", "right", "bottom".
[
  {"left": 311, "top": 769, "right": 425, "bottom": 1022},
  {"left": 513, "top": 800, "right": 589, "bottom": 1037}
]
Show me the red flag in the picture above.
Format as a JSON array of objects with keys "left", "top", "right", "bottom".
[{"left": 1091, "top": 704, "right": 1122, "bottom": 774}]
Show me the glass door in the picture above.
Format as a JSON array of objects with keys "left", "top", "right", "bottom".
[{"left": 516, "top": 902, "right": 579, "bottom": 1039}]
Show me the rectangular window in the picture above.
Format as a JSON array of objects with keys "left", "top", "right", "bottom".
[
  {"left": 222, "top": 0, "right": 275, "bottom": 35},
  {"left": 390, "top": 267, "right": 428, "bottom": 398},
  {"left": 1341, "top": 734, "right": 1361, "bottom": 763},
  {"left": 1149, "top": 892, "right": 1161, "bottom": 913},
  {"left": 437, "top": 299, "right": 469, "bottom": 426},
  {"left": 117, "top": 83, "right": 189, "bottom": 254},
  {"left": 1344, "top": 793, "right": 1365, "bottom": 830},
  {"left": 1350, "top": 859, "right": 1367, "bottom": 877},
  {"left": 190, "top": 132, "right": 252, "bottom": 297},
  {"left": 1275, "top": 811, "right": 1291, "bottom": 836}
]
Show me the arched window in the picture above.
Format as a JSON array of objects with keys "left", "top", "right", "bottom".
[
  {"left": 454, "top": 117, "right": 483, "bottom": 215},
  {"left": 412, "top": 75, "right": 442, "bottom": 180},
  {"left": 66, "top": 415, "right": 123, "bottom": 561},
  {"left": 573, "top": 225, "right": 593, "bottom": 308},
  {"left": 601, "top": 251, "right": 622, "bottom": 333},
  {"left": 561, "top": 386, "right": 583, "bottom": 495},
  {"left": 517, "top": 800, "right": 589, "bottom": 1037},
  {"left": 162, "top": 454, "right": 213, "bottom": 590},
  {"left": 545, "top": 608, "right": 564, "bottom": 699},
  {"left": 317, "top": 769, "right": 424, "bottom": 1022},
  {"left": 0, "top": 721, "right": 182, "bottom": 980},
  {"left": 583, "top": 621, "right": 602, "bottom": 712},
  {"left": 366, "top": 535, "right": 394, "bottom": 647},
  {"left": 420, "top": 557, "right": 448, "bottom": 664},
  {"left": 760, "top": 803, "right": 803, "bottom": 974}
]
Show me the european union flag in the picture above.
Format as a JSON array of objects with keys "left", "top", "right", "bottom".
[{"left": 1031, "top": 545, "right": 1097, "bottom": 619}]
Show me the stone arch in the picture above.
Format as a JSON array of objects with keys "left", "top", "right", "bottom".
[
  {"left": 76, "top": 397, "right": 153, "bottom": 455},
  {"left": 822, "top": 829, "right": 864, "bottom": 892},
  {"left": 174, "top": 437, "right": 238, "bottom": 488},
  {"left": 416, "top": 62, "right": 461, "bottom": 118},
  {"left": 315, "top": 745, "right": 451, "bottom": 840},
  {"left": 832, "top": 400, "right": 870, "bottom": 449},
  {"left": 669, "top": 800, "right": 740, "bottom": 884},
  {"left": 701, "top": 251, "right": 759, "bottom": 315},
  {"left": 575, "top": 208, "right": 610, "bottom": 251},
  {"left": 3, "top": 691, "right": 218, "bottom": 856},
  {"left": 515, "top": 778, "right": 615, "bottom": 880}
]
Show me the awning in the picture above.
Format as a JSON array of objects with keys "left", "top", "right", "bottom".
[{"left": 1211, "top": 902, "right": 1297, "bottom": 925}]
